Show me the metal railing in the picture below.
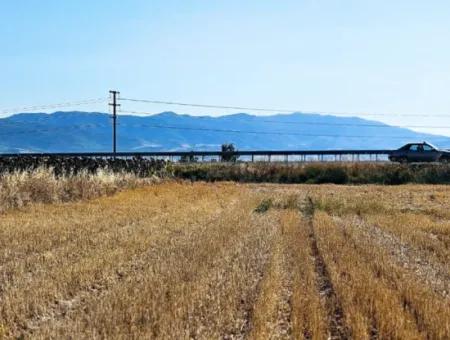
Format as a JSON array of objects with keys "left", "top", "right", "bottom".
[{"left": 0, "top": 149, "right": 393, "bottom": 162}]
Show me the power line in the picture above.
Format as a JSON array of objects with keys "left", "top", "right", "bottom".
[
  {"left": 4, "top": 107, "right": 448, "bottom": 130},
  {"left": 119, "top": 97, "right": 450, "bottom": 118},
  {"left": 0, "top": 92, "right": 446, "bottom": 140},
  {"left": 119, "top": 98, "right": 295, "bottom": 113},
  {"left": 113, "top": 122, "right": 429, "bottom": 140},
  {"left": 0, "top": 121, "right": 429, "bottom": 139},
  {"left": 0, "top": 98, "right": 108, "bottom": 115},
  {"left": 5, "top": 108, "right": 448, "bottom": 130},
  {"left": 0, "top": 116, "right": 444, "bottom": 140},
  {"left": 120, "top": 109, "right": 450, "bottom": 130},
  {"left": 0, "top": 123, "right": 111, "bottom": 137}
]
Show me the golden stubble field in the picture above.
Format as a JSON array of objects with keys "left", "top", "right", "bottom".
[{"left": 0, "top": 182, "right": 449, "bottom": 339}]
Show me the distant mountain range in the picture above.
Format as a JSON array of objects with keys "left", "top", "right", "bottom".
[{"left": 1, "top": 111, "right": 450, "bottom": 153}]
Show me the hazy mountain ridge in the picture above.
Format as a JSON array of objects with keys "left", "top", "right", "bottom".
[{"left": 1, "top": 111, "right": 450, "bottom": 153}]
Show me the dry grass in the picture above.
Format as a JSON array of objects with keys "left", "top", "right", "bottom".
[
  {"left": 0, "top": 168, "right": 157, "bottom": 213},
  {"left": 0, "top": 182, "right": 448, "bottom": 339}
]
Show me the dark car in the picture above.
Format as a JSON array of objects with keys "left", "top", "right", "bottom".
[{"left": 389, "top": 142, "right": 450, "bottom": 163}]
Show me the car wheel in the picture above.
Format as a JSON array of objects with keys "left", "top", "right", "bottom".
[
  {"left": 439, "top": 157, "right": 449, "bottom": 164},
  {"left": 398, "top": 157, "right": 408, "bottom": 164}
]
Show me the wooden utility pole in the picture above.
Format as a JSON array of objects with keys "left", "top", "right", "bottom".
[{"left": 109, "top": 90, "right": 120, "bottom": 154}]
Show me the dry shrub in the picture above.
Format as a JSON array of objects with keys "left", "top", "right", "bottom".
[
  {"left": 254, "top": 198, "right": 273, "bottom": 213},
  {"left": 0, "top": 168, "right": 157, "bottom": 213}
]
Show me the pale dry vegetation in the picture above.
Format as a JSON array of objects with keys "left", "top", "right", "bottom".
[
  {"left": 0, "top": 168, "right": 157, "bottom": 213},
  {"left": 0, "top": 182, "right": 449, "bottom": 339}
]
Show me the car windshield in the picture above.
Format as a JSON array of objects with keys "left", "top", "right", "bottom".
[
  {"left": 425, "top": 143, "right": 439, "bottom": 150},
  {"left": 423, "top": 144, "right": 435, "bottom": 151}
]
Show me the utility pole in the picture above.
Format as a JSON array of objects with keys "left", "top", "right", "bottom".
[{"left": 109, "top": 90, "right": 120, "bottom": 154}]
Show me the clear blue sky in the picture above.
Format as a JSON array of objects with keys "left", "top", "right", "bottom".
[{"left": 2, "top": 0, "right": 450, "bottom": 135}]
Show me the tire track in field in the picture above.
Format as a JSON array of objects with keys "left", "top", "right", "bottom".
[
  {"left": 301, "top": 196, "right": 351, "bottom": 340},
  {"left": 219, "top": 214, "right": 278, "bottom": 340},
  {"left": 248, "top": 219, "right": 293, "bottom": 340}
]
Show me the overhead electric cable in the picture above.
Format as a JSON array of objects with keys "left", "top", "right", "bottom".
[
  {"left": 0, "top": 98, "right": 108, "bottom": 115},
  {"left": 113, "top": 122, "right": 430, "bottom": 140},
  {"left": 120, "top": 109, "right": 450, "bottom": 129},
  {"left": 119, "top": 97, "right": 450, "bottom": 118},
  {"left": 0, "top": 121, "right": 431, "bottom": 139}
]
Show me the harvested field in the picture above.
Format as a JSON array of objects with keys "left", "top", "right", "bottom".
[{"left": 0, "top": 182, "right": 449, "bottom": 339}]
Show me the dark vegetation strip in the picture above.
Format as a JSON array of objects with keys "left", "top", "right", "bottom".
[
  {"left": 0, "top": 156, "right": 167, "bottom": 176},
  {"left": 1, "top": 157, "right": 450, "bottom": 184},
  {"left": 172, "top": 163, "right": 450, "bottom": 185}
]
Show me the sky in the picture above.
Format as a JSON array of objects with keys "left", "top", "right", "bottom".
[{"left": 1, "top": 0, "right": 450, "bottom": 136}]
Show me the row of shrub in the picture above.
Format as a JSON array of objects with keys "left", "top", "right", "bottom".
[
  {"left": 171, "top": 162, "right": 450, "bottom": 185},
  {"left": 0, "top": 156, "right": 168, "bottom": 177}
]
